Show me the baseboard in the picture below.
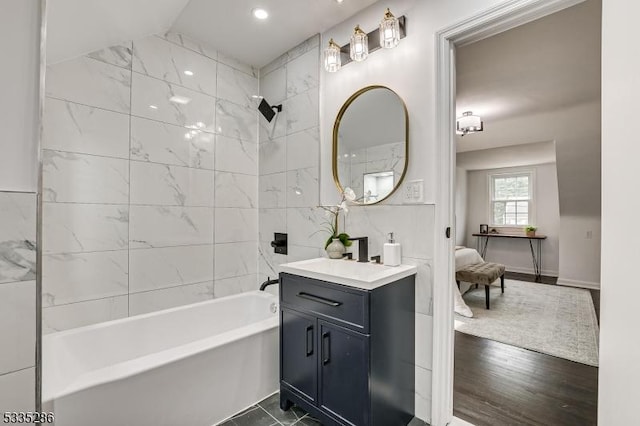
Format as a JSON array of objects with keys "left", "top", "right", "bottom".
[
  {"left": 504, "top": 265, "right": 559, "bottom": 277},
  {"left": 556, "top": 277, "right": 600, "bottom": 290},
  {"left": 451, "top": 417, "right": 475, "bottom": 426}
]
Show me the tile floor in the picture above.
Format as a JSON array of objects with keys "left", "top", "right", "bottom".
[{"left": 219, "top": 392, "right": 428, "bottom": 426}]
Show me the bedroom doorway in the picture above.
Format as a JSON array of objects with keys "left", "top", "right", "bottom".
[{"left": 431, "top": 0, "right": 601, "bottom": 425}]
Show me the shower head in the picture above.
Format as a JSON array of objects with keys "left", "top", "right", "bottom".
[{"left": 258, "top": 98, "right": 282, "bottom": 123}]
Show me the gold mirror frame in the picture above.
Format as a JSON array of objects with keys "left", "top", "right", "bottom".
[{"left": 332, "top": 85, "right": 409, "bottom": 205}]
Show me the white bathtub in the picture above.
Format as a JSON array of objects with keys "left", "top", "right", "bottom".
[{"left": 43, "top": 291, "right": 279, "bottom": 426}]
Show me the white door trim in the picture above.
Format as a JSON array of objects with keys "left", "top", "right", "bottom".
[{"left": 431, "top": 1, "right": 588, "bottom": 425}]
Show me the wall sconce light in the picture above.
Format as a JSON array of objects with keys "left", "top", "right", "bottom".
[
  {"left": 379, "top": 8, "right": 400, "bottom": 49},
  {"left": 324, "top": 38, "right": 342, "bottom": 73},
  {"left": 456, "top": 111, "right": 484, "bottom": 136},
  {"left": 350, "top": 25, "right": 369, "bottom": 62},
  {"left": 323, "top": 9, "right": 406, "bottom": 72}
]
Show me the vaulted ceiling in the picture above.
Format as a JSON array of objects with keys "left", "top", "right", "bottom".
[
  {"left": 455, "top": 0, "right": 601, "bottom": 153},
  {"left": 46, "top": 0, "right": 378, "bottom": 66}
]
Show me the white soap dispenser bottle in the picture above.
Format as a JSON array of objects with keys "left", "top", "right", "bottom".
[{"left": 383, "top": 232, "right": 401, "bottom": 266}]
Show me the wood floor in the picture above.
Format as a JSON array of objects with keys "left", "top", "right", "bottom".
[{"left": 454, "top": 274, "right": 599, "bottom": 426}]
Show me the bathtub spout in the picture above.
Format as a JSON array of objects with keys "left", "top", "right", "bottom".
[{"left": 260, "top": 277, "right": 279, "bottom": 291}]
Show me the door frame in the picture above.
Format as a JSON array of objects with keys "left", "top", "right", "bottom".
[{"left": 431, "top": 0, "right": 588, "bottom": 424}]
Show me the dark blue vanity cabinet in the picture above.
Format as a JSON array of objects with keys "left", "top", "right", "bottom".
[{"left": 279, "top": 272, "right": 416, "bottom": 426}]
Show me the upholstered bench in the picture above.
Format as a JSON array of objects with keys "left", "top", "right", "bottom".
[{"left": 456, "top": 262, "right": 506, "bottom": 309}]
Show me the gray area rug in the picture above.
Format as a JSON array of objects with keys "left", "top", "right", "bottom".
[{"left": 455, "top": 279, "right": 599, "bottom": 366}]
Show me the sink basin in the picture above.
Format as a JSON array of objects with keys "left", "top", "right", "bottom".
[{"left": 279, "top": 257, "right": 417, "bottom": 290}]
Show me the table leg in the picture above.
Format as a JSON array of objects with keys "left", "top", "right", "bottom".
[
  {"left": 528, "top": 239, "right": 542, "bottom": 281},
  {"left": 480, "top": 236, "right": 489, "bottom": 259}
]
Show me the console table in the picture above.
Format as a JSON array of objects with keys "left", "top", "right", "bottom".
[{"left": 472, "top": 233, "right": 547, "bottom": 281}]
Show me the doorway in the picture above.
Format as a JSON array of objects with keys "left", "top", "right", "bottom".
[{"left": 431, "top": 0, "right": 600, "bottom": 425}]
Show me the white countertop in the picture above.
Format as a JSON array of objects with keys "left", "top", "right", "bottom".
[{"left": 279, "top": 257, "right": 417, "bottom": 290}]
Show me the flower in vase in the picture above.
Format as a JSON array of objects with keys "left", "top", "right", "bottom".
[{"left": 319, "top": 187, "right": 356, "bottom": 249}]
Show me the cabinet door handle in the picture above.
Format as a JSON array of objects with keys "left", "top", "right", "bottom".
[
  {"left": 306, "top": 325, "right": 314, "bottom": 356},
  {"left": 297, "top": 292, "right": 342, "bottom": 307},
  {"left": 322, "top": 332, "right": 331, "bottom": 365}
]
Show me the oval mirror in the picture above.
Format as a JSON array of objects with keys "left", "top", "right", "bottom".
[{"left": 333, "top": 86, "right": 408, "bottom": 205}]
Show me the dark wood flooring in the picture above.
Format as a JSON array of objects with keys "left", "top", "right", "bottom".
[{"left": 454, "top": 273, "right": 599, "bottom": 426}]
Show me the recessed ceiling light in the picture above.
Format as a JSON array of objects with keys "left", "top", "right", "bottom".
[
  {"left": 252, "top": 8, "right": 269, "bottom": 20},
  {"left": 149, "top": 105, "right": 158, "bottom": 110},
  {"left": 184, "top": 70, "right": 194, "bottom": 76},
  {"left": 335, "top": 0, "right": 344, "bottom": 3}
]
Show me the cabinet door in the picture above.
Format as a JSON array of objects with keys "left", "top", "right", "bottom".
[
  {"left": 318, "top": 320, "right": 369, "bottom": 426},
  {"left": 281, "top": 308, "right": 317, "bottom": 403}
]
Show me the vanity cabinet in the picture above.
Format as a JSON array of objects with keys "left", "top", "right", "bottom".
[{"left": 279, "top": 272, "right": 415, "bottom": 426}]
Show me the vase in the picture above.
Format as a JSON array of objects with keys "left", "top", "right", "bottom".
[
  {"left": 326, "top": 238, "right": 346, "bottom": 259},
  {"left": 526, "top": 230, "right": 536, "bottom": 237}
]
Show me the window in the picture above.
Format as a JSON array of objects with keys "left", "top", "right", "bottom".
[{"left": 490, "top": 172, "right": 533, "bottom": 225}]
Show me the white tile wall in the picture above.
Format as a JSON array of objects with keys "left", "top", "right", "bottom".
[
  {"left": 130, "top": 73, "right": 217, "bottom": 131},
  {"left": 0, "top": 368, "right": 35, "bottom": 413},
  {"left": 0, "top": 193, "right": 36, "bottom": 284},
  {"left": 129, "top": 161, "right": 214, "bottom": 207},
  {"left": 42, "top": 98, "right": 130, "bottom": 159},
  {"left": 258, "top": 36, "right": 322, "bottom": 289},
  {"left": 129, "top": 206, "right": 214, "bottom": 248},
  {"left": 129, "top": 245, "right": 214, "bottom": 293},
  {"left": 130, "top": 116, "right": 215, "bottom": 170},
  {"left": 42, "top": 252, "right": 128, "bottom": 307},
  {"left": 42, "top": 150, "right": 129, "bottom": 204},
  {"left": 0, "top": 192, "right": 36, "bottom": 412},
  {"left": 0, "top": 281, "right": 35, "bottom": 375},
  {"left": 132, "top": 36, "right": 218, "bottom": 96},
  {"left": 46, "top": 56, "right": 131, "bottom": 114},
  {"left": 41, "top": 33, "right": 259, "bottom": 332},
  {"left": 42, "top": 295, "right": 129, "bottom": 334},
  {"left": 129, "top": 281, "right": 214, "bottom": 316}
]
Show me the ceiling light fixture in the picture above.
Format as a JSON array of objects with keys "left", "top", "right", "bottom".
[
  {"left": 379, "top": 8, "right": 400, "bottom": 49},
  {"left": 184, "top": 70, "right": 194, "bottom": 76},
  {"left": 456, "top": 111, "right": 484, "bottom": 136},
  {"left": 149, "top": 105, "right": 158, "bottom": 110},
  {"left": 350, "top": 25, "right": 369, "bottom": 62},
  {"left": 323, "top": 38, "right": 342, "bottom": 73},
  {"left": 252, "top": 8, "right": 269, "bottom": 20}
]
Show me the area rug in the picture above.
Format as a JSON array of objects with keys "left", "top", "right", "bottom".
[{"left": 454, "top": 279, "right": 599, "bottom": 366}]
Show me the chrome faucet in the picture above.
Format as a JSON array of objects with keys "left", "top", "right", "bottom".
[{"left": 347, "top": 237, "right": 369, "bottom": 263}]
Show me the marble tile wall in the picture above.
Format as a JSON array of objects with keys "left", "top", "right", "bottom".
[
  {"left": 42, "top": 32, "right": 259, "bottom": 332},
  {"left": 0, "top": 191, "right": 36, "bottom": 411},
  {"left": 258, "top": 35, "right": 434, "bottom": 420},
  {"left": 258, "top": 35, "right": 322, "bottom": 287}
]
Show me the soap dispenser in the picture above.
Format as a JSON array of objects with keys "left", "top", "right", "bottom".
[{"left": 383, "top": 232, "right": 401, "bottom": 266}]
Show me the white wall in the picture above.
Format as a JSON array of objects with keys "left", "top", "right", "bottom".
[
  {"left": 557, "top": 215, "right": 600, "bottom": 288},
  {"left": 455, "top": 167, "right": 467, "bottom": 246},
  {"left": 0, "top": 0, "right": 41, "bottom": 192},
  {"left": 465, "top": 164, "right": 560, "bottom": 275},
  {"left": 598, "top": 0, "right": 640, "bottom": 423}
]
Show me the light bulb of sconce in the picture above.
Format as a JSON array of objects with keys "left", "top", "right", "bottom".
[
  {"left": 350, "top": 25, "right": 369, "bottom": 62},
  {"left": 379, "top": 8, "right": 400, "bottom": 49},
  {"left": 324, "top": 38, "right": 342, "bottom": 72}
]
